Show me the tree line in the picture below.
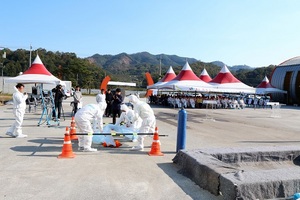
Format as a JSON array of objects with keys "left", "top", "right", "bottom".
[
  {"left": 0, "top": 48, "right": 276, "bottom": 89},
  {"left": 0, "top": 48, "right": 106, "bottom": 90}
]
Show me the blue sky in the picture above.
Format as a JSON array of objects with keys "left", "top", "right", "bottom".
[{"left": 1, "top": 0, "right": 300, "bottom": 68}]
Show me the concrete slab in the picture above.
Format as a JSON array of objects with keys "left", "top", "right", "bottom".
[
  {"left": 173, "top": 146, "right": 300, "bottom": 199},
  {"left": 1, "top": 95, "right": 300, "bottom": 199},
  {"left": 0, "top": 96, "right": 221, "bottom": 200}
]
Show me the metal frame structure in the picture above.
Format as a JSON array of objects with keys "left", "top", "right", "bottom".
[{"left": 37, "top": 86, "right": 59, "bottom": 126}]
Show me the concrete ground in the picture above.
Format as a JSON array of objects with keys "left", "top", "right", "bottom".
[{"left": 1, "top": 96, "right": 300, "bottom": 200}]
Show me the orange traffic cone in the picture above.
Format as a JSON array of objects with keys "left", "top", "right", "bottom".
[
  {"left": 148, "top": 127, "right": 164, "bottom": 156},
  {"left": 70, "top": 117, "right": 78, "bottom": 140},
  {"left": 58, "top": 127, "right": 76, "bottom": 159},
  {"left": 115, "top": 140, "right": 122, "bottom": 148},
  {"left": 102, "top": 142, "right": 107, "bottom": 147}
]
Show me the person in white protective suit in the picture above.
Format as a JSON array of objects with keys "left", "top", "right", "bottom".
[
  {"left": 6, "top": 83, "right": 28, "bottom": 138},
  {"left": 97, "top": 104, "right": 142, "bottom": 147},
  {"left": 95, "top": 89, "right": 107, "bottom": 132},
  {"left": 115, "top": 104, "right": 142, "bottom": 137},
  {"left": 75, "top": 104, "right": 104, "bottom": 152},
  {"left": 128, "top": 95, "right": 156, "bottom": 151},
  {"left": 189, "top": 97, "right": 196, "bottom": 108}
]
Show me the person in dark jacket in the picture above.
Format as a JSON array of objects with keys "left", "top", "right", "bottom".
[
  {"left": 52, "top": 84, "right": 66, "bottom": 120},
  {"left": 111, "top": 88, "right": 123, "bottom": 124},
  {"left": 105, "top": 89, "right": 113, "bottom": 117}
]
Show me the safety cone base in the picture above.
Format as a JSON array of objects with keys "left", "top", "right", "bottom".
[
  {"left": 148, "top": 152, "right": 164, "bottom": 156},
  {"left": 58, "top": 141, "right": 76, "bottom": 159},
  {"left": 58, "top": 153, "right": 76, "bottom": 159},
  {"left": 148, "top": 142, "right": 164, "bottom": 156}
]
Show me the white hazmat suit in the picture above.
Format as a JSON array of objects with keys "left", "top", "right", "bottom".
[
  {"left": 128, "top": 95, "right": 156, "bottom": 151},
  {"left": 95, "top": 92, "right": 107, "bottom": 131},
  {"left": 116, "top": 104, "right": 142, "bottom": 132},
  {"left": 101, "top": 104, "right": 142, "bottom": 146},
  {"left": 75, "top": 104, "right": 103, "bottom": 152},
  {"left": 6, "top": 86, "right": 28, "bottom": 138},
  {"left": 93, "top": 104, "right": 142, "bottom": 146}
]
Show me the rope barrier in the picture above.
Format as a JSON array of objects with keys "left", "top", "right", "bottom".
[{"left": 70, "top": 132, "right": 168, "bottom": 137}]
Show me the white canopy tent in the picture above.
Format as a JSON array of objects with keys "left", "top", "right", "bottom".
[
  {"left": 255, "top": 76, "right": 287, "bottom": 94},
  {"left": 199, "top": 68, "right": 212, "bottom": 83},
  {"left": 5, "top": 55, "right": 64, "bottom": 86},
  {"left": 209, "top": 65, "right": 256, "bottom": 94},
  {"left": 147, "top": 66, "right": 176, "bottom": 89},
  {"left": 158, "top": 62, "right": 212, "bottom": 92},
  {"left": 5, "top": 55, "right": 65, "bottom": 126}
]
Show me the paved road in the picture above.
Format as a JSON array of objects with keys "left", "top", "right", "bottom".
[{"left": 1, "top": 96, "right": 299, "bottom": 200}]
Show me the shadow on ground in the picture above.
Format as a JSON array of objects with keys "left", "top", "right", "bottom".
[{"left": 157, "top": 162, "right": 221, "bottom": 200}]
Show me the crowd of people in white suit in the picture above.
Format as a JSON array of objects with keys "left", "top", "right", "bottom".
[{"left": 149, "top": 94, "right": 271, "bottom": 109}]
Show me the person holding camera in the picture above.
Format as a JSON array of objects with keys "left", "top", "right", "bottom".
[
  {"left": 111, "top": 88, "right": 123, "bottom": 124},
  {"left": 52, "top": 84, "right": 66, "bottom": 121},
  {"left": 6, "top": 83, "right": 28, "bottom": 138}
]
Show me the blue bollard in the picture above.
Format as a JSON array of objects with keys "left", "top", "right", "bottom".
[
  {"left": 177, "top": 108, "right": 187, "bottom": 152},
  {"left": 294, "top": 192, "right": 300, "bottom": 200}
]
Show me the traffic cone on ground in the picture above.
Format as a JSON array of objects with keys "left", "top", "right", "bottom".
[
  {"left": 70, "top": 117, "right": 78, "bottom": 140},
  {"left": 71, "top": 116, "right": 75, "bottom": 125},
  {"left": 102, "top": 142, "right": 107, "bottom": 147},
  {"left": 58, "top": 127, "right": 76, "bottom": 159},
  {"left": 115, "top": 140, "right": 122, "bottom": 148},
  {"left": 102, "top": 140, "right": 122, "bottom": 148},
  {"left": 148, "top": 127, "right": 164, "bottom": 156}
]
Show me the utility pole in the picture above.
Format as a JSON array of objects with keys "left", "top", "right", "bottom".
[
  {"left": 159, "top": 55, "right": 162, "bottom": 78},
  {"left": 29, "top": 45, "right": 32, "bottom": 68}
]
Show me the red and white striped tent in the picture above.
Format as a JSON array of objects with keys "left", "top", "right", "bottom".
[
  {"left": 199, "top": 68, "right": 212, "bottom": 82},
  {"left": 147, "top": 66, "right": 176, "bottom": 89},
  {"left": 209, "top": 65, "right": 255, "bottom": 94},
  {"left": 158, "top": 61, "right": 212, "bottom": 92},
  {"left": 255, "top": 76, "right": 287, "bottom": 94},
  {"left": 5, "top": 55, "right": 63, "bottom": 85}
]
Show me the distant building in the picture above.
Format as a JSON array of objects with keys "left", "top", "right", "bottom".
[{"left": 271, "top": 56, "right": 300, "bottom": 105}]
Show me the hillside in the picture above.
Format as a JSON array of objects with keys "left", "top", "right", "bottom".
[
  {"left": 0, "top": 48, "right": 275, "bottom": 89},
  {"left": 210, "top": 61, "right": 253, "bottom": 72},
  {"left": 86, "top": 52, "right": 259, "bottom": 86},
  {"left": 87, "top": 52, "right": 198, "bottom": 72}
]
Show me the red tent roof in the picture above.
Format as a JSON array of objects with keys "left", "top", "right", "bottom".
[
  {"left": 173, "top": 62, "right": 201, "bottom": 81},
  {"left": 160, "top": 61, "right": 212, "bottom": 91},
  {"left": 256, "top": 76, "right": 287, "bottom": 94},
  {"left": 210, "top": 65, "right": 240, "bottom": 84},
  {"left": 199, "top": 68, "right": 212, "bottom": 82},
  {"left": 256, "top": 76, "right": 276, "bottom": 88},
  {"left": 160, "top": 66, "right": 176, "bottom": 82},
  {"left": 23, "top": 55, "right": 52, "bottom": 76}
]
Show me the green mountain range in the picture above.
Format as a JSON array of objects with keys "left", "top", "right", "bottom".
[
  {"left": 88, "top": 52, "right": 254, "bottom": 75},
  {"left": 0, "top": 48, "right": 274, "bottom": 89},
  {"left": 87, "top": 52, "right": 198, "bottom": 72}
]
